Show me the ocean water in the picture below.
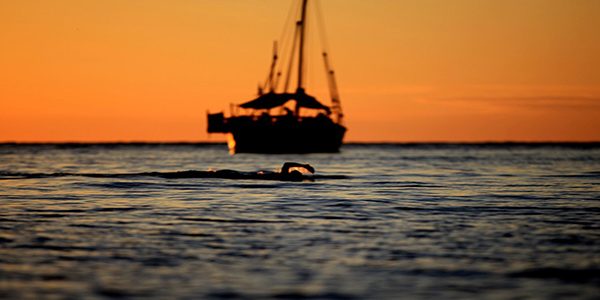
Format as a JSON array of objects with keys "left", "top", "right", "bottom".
[{"left": 0, "top": 143, "right": 599, "bottom": 299}]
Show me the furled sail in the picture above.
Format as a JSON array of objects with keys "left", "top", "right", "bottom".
[{"left": 239, "top": 91, "right": 330, "bottom": 113}]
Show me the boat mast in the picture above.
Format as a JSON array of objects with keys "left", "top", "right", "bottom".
[
  {"left": 294, "top": 0, "right": 308, "bottom": 116},
  {"left": 297, "top": 0, "right": 308, "bottom": 92}
]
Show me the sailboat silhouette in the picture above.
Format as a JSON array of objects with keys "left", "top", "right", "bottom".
[{"left": 207, "top": 0, "right": 346, "bottom": 154}]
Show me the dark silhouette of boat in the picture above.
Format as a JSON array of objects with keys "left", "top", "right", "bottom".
[{"left": 207, "top": 0, "right": 346, "bottom": 154}]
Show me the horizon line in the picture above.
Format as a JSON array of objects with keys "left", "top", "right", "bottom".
[{"left": 1, "top": 140, "right": 599, "bottom": 145}]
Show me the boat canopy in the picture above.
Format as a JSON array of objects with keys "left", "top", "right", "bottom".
[{"left": 239, "top": 91, "right": 330, "bottom": 113}]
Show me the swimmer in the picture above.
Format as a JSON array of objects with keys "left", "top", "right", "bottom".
[
  {"left": 1, "top": 162, "right": 322, "bottom": 182},
  {"left": 212, "top": 162, "right": 315, "bottom": 181}
]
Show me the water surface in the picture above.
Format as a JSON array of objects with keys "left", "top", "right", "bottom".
[{"left": 1, "top": 143, "right": 599, "bottom": 299}]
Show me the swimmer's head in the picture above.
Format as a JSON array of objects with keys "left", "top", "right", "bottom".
[
  {"left": 286, "top": 170, "right": 303, "bottom": 181},
  {"left": 289, "top": 170, "right": 302, "bottom": 177}
]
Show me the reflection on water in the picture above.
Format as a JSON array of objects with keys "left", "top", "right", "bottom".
[{"left": 0, "top": 143, "right": 599, "bottom": 299}]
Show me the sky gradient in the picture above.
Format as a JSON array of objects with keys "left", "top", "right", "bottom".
[{"left": 1, "top": 0, "right": 599, "bottom": 142}]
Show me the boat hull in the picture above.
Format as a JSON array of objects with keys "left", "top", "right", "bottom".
[{"left": 228, "top": 119, "right": 346, "bottom": 154}]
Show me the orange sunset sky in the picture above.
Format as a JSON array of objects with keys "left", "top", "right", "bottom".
[{"left": 1, "top": 0, "right": 599, "bottom": 142}]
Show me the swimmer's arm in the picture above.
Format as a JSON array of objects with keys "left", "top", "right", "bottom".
[{"left": 281, "top": 162, "right": 315, "bottom": 174}]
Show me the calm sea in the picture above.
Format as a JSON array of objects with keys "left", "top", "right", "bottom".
[{"left": 1, "top": 143, "right": 599, "bottom": 299}]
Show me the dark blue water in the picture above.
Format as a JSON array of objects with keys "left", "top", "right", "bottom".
[{"left": 1, "top": 143, "right": 599, "bottom": 299}]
